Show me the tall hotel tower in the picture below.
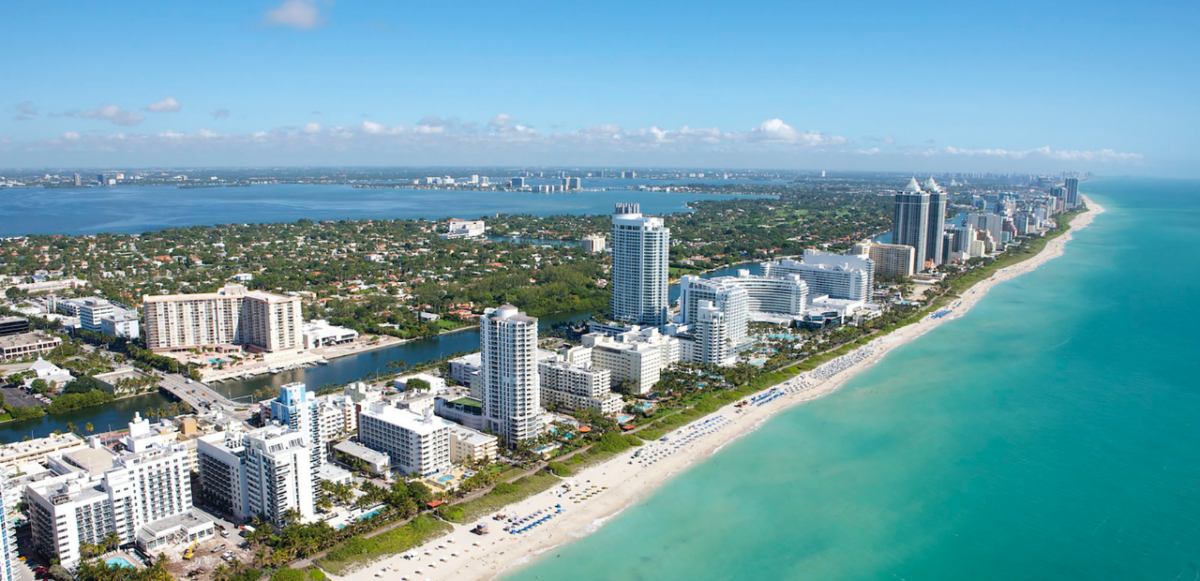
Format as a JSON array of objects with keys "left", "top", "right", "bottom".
[
  {"left": 893, "top": 178, "right": 930, "bottom": 272},
  {"left": 923, "top": 177, "right": 947, "bottom": 267},
  {"left": 610, "top": 203, "right": 670, "bottom": 326},
  {"left": 481, "top": 305, "right": 542, "bottom": 447}
]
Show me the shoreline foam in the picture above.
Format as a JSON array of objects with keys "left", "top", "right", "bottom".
[{"left": 332, "top": 197, "right": 1104, "bottom": 581}]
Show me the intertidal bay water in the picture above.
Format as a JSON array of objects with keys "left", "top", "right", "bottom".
[
  {"left": 506, "top": 178, "right": 1200, "bottom": 581},
  {"left": 0, "top": 183, "right": 768, "bottom": 236}
]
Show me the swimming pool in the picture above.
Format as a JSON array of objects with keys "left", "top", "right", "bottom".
[
  {"left": 105, "top": 557, "right": 135, "bottom": 569},
  {"left": 436, "top": 474, "right": 455, "bottom": 483},
  {"left": 358, "top": 508, "right": 381, "bottom": 520}
]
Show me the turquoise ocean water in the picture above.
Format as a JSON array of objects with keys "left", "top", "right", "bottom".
[{"left": 506, "top": 178, "right": 1200, "bottom": 581}]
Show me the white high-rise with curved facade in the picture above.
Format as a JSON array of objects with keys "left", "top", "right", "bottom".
[
  {"left": 610, "top": 203, "right": 670, "bottom": 326},
  {"left": 481, "top": 305, "right": 542, "bottom": 447}
]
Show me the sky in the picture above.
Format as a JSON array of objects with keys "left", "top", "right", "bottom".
[{"left": 1, "top": 0, "right": 1197, "bottom": 175}]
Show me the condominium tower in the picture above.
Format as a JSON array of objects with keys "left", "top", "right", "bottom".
[
  {"left": 143, "top": 284, "right": 302, "bottom": 353},
  {"left": 893, "top": 177, "right": 930, "bottom": 271},
  {"left": 610, "top": 203, "right": 670, "bottom": 326},
  {"left": 923, "top": 177, "right": 947, "bottom": 267},
  {"left": 480, "top": 305, "right": 542, "bottom": 446}
]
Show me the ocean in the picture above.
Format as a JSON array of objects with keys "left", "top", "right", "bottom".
[{"left": 504, "top": 178, "right": 1200, "bottom": 581}]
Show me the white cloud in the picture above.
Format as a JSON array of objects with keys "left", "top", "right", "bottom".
[
  {"left": 747, "top": 118, "right": 847, "bottom": 146},
  {"left": 62, "top": 131, "right": 80, "bottom": 141},
  {"left": 302, "top": 122, "right": 323, "bottom": 134},
  {"left": 143, "top": 97, "right": 181, "bottom": 113},
  {"left": 80, "top": 104, "right": 145, "bottom": 126},
  {"left": 264, "top": 0, "right": 325, "bottom": 30},
  {"left": 360, "top": 120, "right": 387, "bottom": 134}
]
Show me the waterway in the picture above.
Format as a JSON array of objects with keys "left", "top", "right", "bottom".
[
  {"left": 0, "top": 183, "right": 773, "bottom": 237},
  {"left": 507, "top": 178, "right": 1200, "bottom": 581}
]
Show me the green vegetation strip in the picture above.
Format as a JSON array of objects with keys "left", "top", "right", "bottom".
[
  {"left": 314, "top": 515, "right": 451, "bottom": 575},
  {"left": 450, "top": 471, "right": 563, "bottom": 523}
]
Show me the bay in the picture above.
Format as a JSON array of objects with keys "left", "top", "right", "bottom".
[
  {"left": 0, "top": 184, "right": 769, "bottom": 237},
  {"left": 504, "top": 178, "right": 1200, "bottom": 581}
]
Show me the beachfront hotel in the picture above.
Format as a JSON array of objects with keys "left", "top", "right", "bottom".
[
  {"left": 853, "top": 242, "right": 916, "bottom": 278},
  {"left": 762, "top": 249, "right": 874, "bottom": 302},
  {"left": 196, "top": 425, "right": 316, "bottom": 527},
  {"left": 538, "top": 356, "right": 623, "bottom": 415},
  {"left": 26, "top": 414, "right": 209, "bottom": 569},
  {"left": 610, "top": 203, "right": 671, "bottom": 326},
  {"left": 143, "top": 283, "right": 303, "bottom": 353},
  {"left": 480, "top": 305, "right": 544, "bottom": 447},
  {"left": 358, "top": 404, "right": 452, "bottom": 477},
  {"left": 580, "top": 326, "right": 680, "bottom": 395}
]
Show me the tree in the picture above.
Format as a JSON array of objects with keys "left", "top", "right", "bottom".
[{"left": 86, "top": 422, "right": 95, "bottom": 433}]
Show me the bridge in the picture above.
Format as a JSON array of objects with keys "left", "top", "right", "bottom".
[{"left": 156, "top": 372, "right": 253, "bottom": 419}]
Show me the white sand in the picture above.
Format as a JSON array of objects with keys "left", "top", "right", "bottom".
[{"left": 333, "top": 198, "right": 1104, "bottom": 581}]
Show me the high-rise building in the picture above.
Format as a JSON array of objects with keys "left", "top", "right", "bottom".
[
  {"left": 677, "top": 276, "right": 749, "bottom": 346},
  {"left": 923, "top": 177, "right": 947, "bottom": 267},
  {"left": 893, "top": 178, "right": 930, "bottom": 271},
  {"left": 762, "top": 250, "right": 873, "bottom": 301},
  {"left": 0, "top": 475, "right": 15, "bottom": 581},
  {"left": 480, "top": 305, "right": 542, "bottom": 447},
  {"left": 28, "top": 414, "right": 207, "bottom": 568},
  {"left": 679, "top": 270, "right": 807, "bottom": 319},
  {"left": 270, "top": 383, "right": 325, "bottom": 486},
  {"left": 143, "top": 284, "right": 303, "bottom": 353},
  {"left": 358, "top": 404, "right": 451, "bottom": 477},
  {"left": 1064, "top": 177, "right": 1080, "bottom": 208},
  {"left": 538, "top": 357, "right": 622, "bottom": 415},
  {"left": 73, "top": 173, "right": 82, "bottom": 187},
  {"left": 580, "top": 326, "right": 680, "bottom": 395},
  {"left": 196, "top": 425, "right": 315, "bottom": 527},
  {"left": 581, "top": 234, "right": 606, "bottom": 253},
  {"left": 610, "top": 203, "right": 670, "bottom": 326},
  {"left": 77, "top": 298, "right": 115, "bottom": 334},
  {"left": 861, "top": 243, "right": 916, "bottom": 278},
  {"left": 692, "top": 300, "right": 736, "bottom": 367}
]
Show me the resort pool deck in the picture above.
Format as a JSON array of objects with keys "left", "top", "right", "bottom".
[{"left": 105, "top": 556, "right": 136, "bottom": 569}]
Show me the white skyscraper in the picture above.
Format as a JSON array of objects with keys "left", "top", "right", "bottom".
[
  {"left": 693, "top": 300, "right": 736, "bottom": 367},
  {"left": 677, "top": 276, "right": 750, "bottom": 346},
  {"left": 481, "top": 305, "right": 542, "bottom": 447},
  {"left": 610, "top": 203, "right": 670, "bottom": 326},
  {"left": 197, "top": 425, "right": 316, "bottom": 527}
]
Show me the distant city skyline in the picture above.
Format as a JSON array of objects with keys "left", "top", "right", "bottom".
[{"left": 2, "top": 1, "right": 1196, "bottom": 175}]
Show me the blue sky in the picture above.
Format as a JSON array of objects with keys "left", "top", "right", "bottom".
[{"left": 2, "top": 0, "right": 1197, "bottom": 175}]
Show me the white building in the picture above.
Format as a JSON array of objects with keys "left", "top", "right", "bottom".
[
  {"left": 27, "top": 414, "right": 203, "bottom": 568},
  {"left": 538, "top": 357, "right": 623, "bottom": 415},
  {"left": 358, "top": 404, "right": 451, "bottom": 477},
  {"left": 610, "top": 203, "right": 670, "bottom": 326},
  {"left": 301, "top": 319, "right": 359, "bottom": 349},
  {"left": 480, "top": 305, "right": 543, "bottom": 447},
  {"left": 196, "top": 425, "right": 316, "bottom": 527},
  {"left": 581, "top": 326, "right": 679, "bottom": 395},
  {"left": 581, "top": 234, "right": 606, "bottom": 253},
  {"left": 762, "top": 249, "right": 873, "bottom": 302},
  {"left": 677, "top": 276, "right": 749, "bottom": 345},
  {"left": 0, "top": 475, "right": 16, "bottom": 581},
  {"left": 966, "top": 212, "right": 1008, "bottom": 248},
  {"left": 143, "top": 284, "right": 303, "bottom": 353},
  {"left": 440, "top": 219, "right": 486, "bottom": 239},
  {"left": 77, "top": 298, "right": 115, "bottom": 333},
  {"left": 692, "top": 300, "right": 737, "bottom": 367},
  {"left": 100, "top": 313, "right": 140, "bottom": 340}
]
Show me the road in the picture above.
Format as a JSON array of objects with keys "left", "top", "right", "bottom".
[{"left": 156, "top": 372, "right": 253, "bottom": 420}]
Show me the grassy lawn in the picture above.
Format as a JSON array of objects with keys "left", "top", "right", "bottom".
[
  {"left": 452, "top": 471, "right": 563, "bottom": 523},
  {"left": 315, "top": 515, "right": 452, "bottom": 575}
]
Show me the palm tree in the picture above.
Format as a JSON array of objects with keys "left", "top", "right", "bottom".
[{"left": 85, "top": 422, "right": 95, "bottom": 434}]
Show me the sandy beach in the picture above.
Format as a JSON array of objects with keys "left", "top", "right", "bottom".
[{"left": 332, "top": 198, "right": 1104, "bottom": 581}]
